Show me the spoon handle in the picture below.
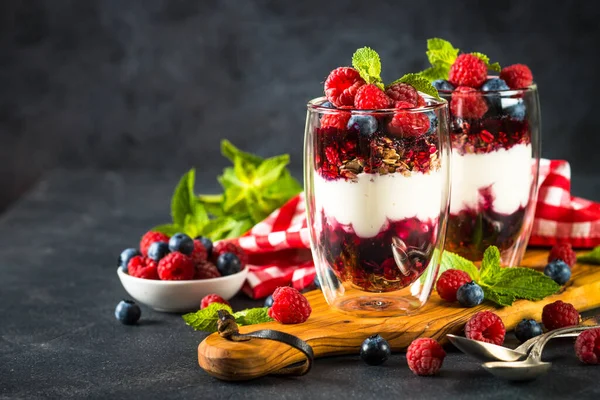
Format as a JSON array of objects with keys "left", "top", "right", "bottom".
[{"left": 529, "top": 325, "right": 598, "bottom": 361}]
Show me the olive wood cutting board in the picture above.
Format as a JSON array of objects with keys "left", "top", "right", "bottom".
[{"left": 198, "top": 249, "right": 600, "bottom": 380}]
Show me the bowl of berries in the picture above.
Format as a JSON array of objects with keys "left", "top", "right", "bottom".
[{"left": 117, "top": 231, "right": 249, "bottom": 312}]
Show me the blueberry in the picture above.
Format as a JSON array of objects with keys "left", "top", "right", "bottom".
[
  {"left": 115, "top": 300, "right": 141, "bottom": 325},
  {"left": 347, "top": 115, "right": 378, "bottom": 137},
  {"left": 194, "top": 236, "right": 213, "bottom": 257},
  {"left": 432, "top": 79, "right": 454, "bottom": 92},
  {"left": 168, "top": 233, "right": 194, "bottom": 255},
  {"left": 264, "top": 295, "right": 274, "bottom": 308},
  {"left": 544, "top": 260, "right": 571, "bottom": 285},
  {"left": 426, "top": 111, "right": 438, "bottom": 134},
  {"left": 216, "top": 252, "right": 242, "bottom": 276},
  {"left": 360, "top": 334, "right": 391, "bottom": 366},
  {"left": 118, "top": 248, "right": 141, "bottom": 272},
  {"left": 456, "top": 281, "right": 484, "bottom": 307},
  {"left": 321, "top": 101, "right": 335, "bottom": 109},
  {"left": 504, "top": 100, "right": 526, "bottom": 121},
  {"left": 315, "top": 268, "right": 340, "bottom": 290},
  {"left": 147, "top": 241, "right": 170, "bottom": 262},
  {"left": 514, "top": 319, "right": 543, "bottom": 343},
  {"left": 313, "top": 275, "right": 321, "bottom": 290},
  {"left": 481, "top": 78, "right": 510, "bottom": 91}
]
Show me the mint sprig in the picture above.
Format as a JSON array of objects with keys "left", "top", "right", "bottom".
[
  {"left": 183, "top": 304, "right": 273, "bottom": 332},
  {"left": 388, "top": 73, "right": 441, "bottom": 100},
  {"left": 577, "top": 246, "right": 600, "bottom": 264},
  {"left": 471, "top": 52, "right": 501, "bottom": 73},
  {"left": 352, "top": 47, "right": 384, "bottom": 90}
]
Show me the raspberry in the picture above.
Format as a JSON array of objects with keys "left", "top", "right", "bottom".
[
  {"left": 542, "top": 300, "right": 580, "bottom": 330},
  {"left": 448, "top": 54, "right": 487, "bottom": 88},
  {"left": 388, "top": 106, "right": 430, "bottom": 137},
  {"left": 127, "top": 256, "right": 159, "bottom": 280},
  {"left": 450, "top": 86, "right": 488, "bottom": 119},
  {"left": 354, "top": 84, "right": 392, "bottom": 110},
  {"left": 324, "top": 67, "right": 366, "bottom": 108},
  {"left": 574, "top": 328, "right": 600, "bottom": 365},
  {"left": 195, "top": 261, "right": 221, "bottom": 280},
  {"left": 416, "top": 95, "right": 426, "bottom": 107},
  {"left": 191, "top": 239, "right": 208, "bottom": 265},
  {"left": 157, "top": 252, "right": 195, "bottom": 280},
  {"left": 465, "top": 311, "right": 506, "bottom": 345},
  {"left": 200, "top": 294, "right": 230, "bottom": 309},
  {"left": 267, "top": 286, "right": 312, "bottom": 324},
  {"left": 320, "top": 112, "right": 351, "bottom": 130},
  {"left": 385, "top": 83, "right": 419, "bottom": 106},
  {"left": 212, "top": 241, "right": 248, "bottom": 266},
  {"left": 436, "top": 269, "right": 472, "bottom": 302},
  {"left": 548, "top": 242, "right": 577, "bottom": 267},
  {"left": 406, "top": 338, "right": 446, "bottom": 376},
  {"left": 499, "top": 64, "right": 533, "bottom": 89},
  {"left": 140, "top": 231, "right": 170, "bottom": 256}
]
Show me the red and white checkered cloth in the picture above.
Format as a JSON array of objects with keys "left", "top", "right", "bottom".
[{"left": 227, "top": 159, "right": 600, "bottom": 299}]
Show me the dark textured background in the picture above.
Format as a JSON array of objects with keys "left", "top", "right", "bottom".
[{"left": 1, "top": 0, "right": 600, "bottom": 212}]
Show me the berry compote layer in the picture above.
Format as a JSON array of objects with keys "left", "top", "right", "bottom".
[{"left": 311, "top": 106, "right": 443, "bottom": 293}]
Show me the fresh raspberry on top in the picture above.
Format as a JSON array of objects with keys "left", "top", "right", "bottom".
[
  {"left": 406, "top": 338, "right": 446, "bottom": 376},
  {"left": 268, "top": 286, "right": 312, "bottom": 324},
  {"left": 324, "top": 67, "right": 366, "bottom": 108},
  {"left": 191, "top": 239, "right": 208, "bottom": 265},
  {"left": 320, "top": 112, "right": 351, "bottom": 130},
  {"left": 465, "top": 311, "right": 506, "bottom": 345},
  {"left": 388, "top": 108, "right": 430, "bottom": 137},
  {"left": 140, "top": 231, "right": 170, "bottom": 256},
  {"left": 448, "top": 54, "right": 488, "bottom": 88},
  {"left": 354, "top": 84, "right": 392, "bottom": 110},
  {"left": 212, "top": 241, "right": 248, "bottom": 266},
  {"left": 500, "top": 64, "right": 533, "bottom": 89},
  {"left": 127, "top": 256, "right": 159, "bottom": 280},
  {"left": 548, "top": 242, "right": 577, "bottom": 267},
  {"left": 450, "top": 86, "right": 488, "bottom": 119},
  {"left": 436, "top": 269, "right": 472, "bottom": 302},
  {"left": 542, "top": 300, "right": 580, "bottom": 330},
  {"left": 385, "top": 83, "right": 419, "bottom": 107},
  {"left": 157, "top": 252, "right": 195, "bottom": 280},
  {"left": 195, "top": 261, "right": 221, "bottom": 280},
  {"left": 200, "top": 294, "right": 230, "bottom": 309},
  {"left": 574, "top": 328, "right": 600, "bottom": 365}
]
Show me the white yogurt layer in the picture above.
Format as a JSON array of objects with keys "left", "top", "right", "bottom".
[
  {"left": 450, "top": 143, "right": 533, "bottom": 215},
  {"left": 314, "top": 171, "right": 444, "bottom": 238}
]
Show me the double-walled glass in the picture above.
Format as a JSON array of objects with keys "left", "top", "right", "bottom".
[
  {"left": 304, "top": 97, "right": 451, "bottom": 317},
  {"left": 440, "top": 85, "right": 541, "bottom": 266}
]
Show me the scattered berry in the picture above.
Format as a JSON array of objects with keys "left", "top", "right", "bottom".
[
  {"left": 504, "top": 100, "right": 526, "bottom": 121},
  {"left": 450, "top": 86, "right": 488, "bottom": 119},
  {"left": 200, "top": 294, "right": 230, "bottom": 309},
  {"left": 140, "top": 231, "right": 170, "bottom": 256},
  {"left": 320, "top": 112, "right": 351, "bottom": 129},
  {"left": 127, "top": 256, "right": 159, "bottom": 280},
  {"left": 514, "top": 319, "right": 543, "bottom": 343},
  {"left": 195, "top": 236, "right": 213, "bottom": 257},
  {"left": 191, "top": 239, "right": 208, "bottom": 265},
  {"left": 268, "top": 286, "right": 312, "bottom": 324},
  {"left": 385, "top": 82, "right": 419, "bottom": 106},
  {"left": 264, "top": 295, "right": 274, "bottom": 308},
  {"left": 548, "top": 242, "right": 577, "bottom": 267},
  {"left": 324, "top": 67, "right": 366, "bottom": 108},
  {"left": 448, "top": 54, "right": 487, "bottom": 88},
  {"left": 168, "top": 233, "right": 194, "bottom": 255},
  {"left": 542, "top": 300, "right": 580, "bottom": 330},
  {"left": 354, "top": 84, "right": 391, "bottom": 110},
  {"left": 457, "top": 281, "right": 484, "bottom": 307},
  {"left": 194, "top": 261, "right": 221, "bottom": 280},
  {"left": 360, "top": 334, "right": 391, "bottom": 366},
  {"left": 432, "top": 79, "right": 455, "bottom": 92},
  {"left": 481, "top": 78, "right": 510, "bottom": 91},
  {"left": 216, "top": 252, "right": 242, "bottom": 276},
  {"left": 465, "top": 311, "right": 506, "bottom": 345},
  {"left": 115, "top": 300, "right": 141, "bottom": 325},
  {"left": 347, "top": 115, "right": 378, "bottom": 137},
  {"left": 436, "top": 269, "right": 471, "bottom": 302},
  {"left": 499, "top": 64, "right": 533, "bottom": 89},
  {"left": 544, "top": 260, "right": 571, "bottom": 285},
  {"left": 406, "top": 338, "right": 446, "bottom": 376},
  {"left": 147, "top": 241, "right": 170, "bottom": 262},
  {"left": 157, "top": 252, "right": 195, "bottom": 280},
  {"left": 574, "top": 328, "right": 600, "bottom": 365},
  {"left": 118, "top": 248, "right": 141, "bottom": 272}
]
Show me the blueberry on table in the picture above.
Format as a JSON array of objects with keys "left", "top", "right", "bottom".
[
  {"left": 168, "top": 233, "right": 194, "bottom": 255},
  {"left": 544, "top": 260, "right": 571, "bottom": 285},
  {"left": 456, "top": 281, "right": 484, "bottom": 307},
  {"left": 118, "top": 248, "right": 141, "bottom": 272},
  {"left": 195, "top": 236, "right": 213, "bottom": 257},
  {"left": 264, "top": 295, "right": 274, "bottom": 308},
  {"left": 481, "top": 78, "right": 510, "bottom": 91},
  {"left": 360, "top": 334, "right": 391, "bottom": 366},
  {"left": 147, "top": 241, "right": 170, "bottom": 262},
  {"left": 432, "top": 79, "right": 455, "bottom": 92},
  {"left": 115, "top": 300, "right": 141, "bottom": 325},
  {"left": 514, "top": 319, "right": 543, "bottom": 343},
  {"left": 216, "top": 252, "right": 242, "bottom": 276},
  {"left": 347, "top": 115, "right": 378, "bottom": 137}
]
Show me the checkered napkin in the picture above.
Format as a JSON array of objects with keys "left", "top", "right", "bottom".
[{"left": 227, "top": 159, "right": 600, "bottom": 299}]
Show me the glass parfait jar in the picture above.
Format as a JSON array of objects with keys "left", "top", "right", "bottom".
[
  {"left": 440, "top": 84, "right": 541, "bottom": 266},
  {"left": 304, "top": 96, "right": 451, "bottom": 317}
]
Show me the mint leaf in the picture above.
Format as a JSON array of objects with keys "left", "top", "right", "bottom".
[
  {"left": 481, "top": 287, "right": 516, "bottom": 307},
  {"left": 577, "top": 246, "right": 600, "bottom": 264},
  {"left": 171, "top": 169, "right": 196, "bottom": 227},
  {"left": 440, "top": 251, "right": 480, "bottom": 281},
  {"left": 151, "top": 223, "right": 182, "bottom": 236},
  {"left": 233, "top": 307, "right": 274, "bottom": 326},
  {"left": 182, "top": 303, "right": 233, "bottom": 332},
  {"left": 352, "top": 47, "right": 384, "bottom": 89},
  {"left": 256, "top": 154, "right": 291, "bottom": 187},
  {"left": 479, "top": 246, "right": 501, "bottom": 285},
  {"left": 422, "top": 38, "right": 459, "bottom": 81},
  {"left": 198, "top": 194, "right": 226, "bottom": 217},
  {"left": 471, "top": 52, "right": 501, "bottom": 72},
  {"left": 388, "top": 73, "right": 440, "bottom": 100},
  {"left": 419, "top": 65, "right": 448, "bottom": 82},
  {"left": 487, "top": 268, "right": 560, "bottom": 301},
  {"left": 221, "top": 140, "right": 263, "bottom": 166}
]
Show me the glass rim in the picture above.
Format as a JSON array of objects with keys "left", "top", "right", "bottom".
[
  {"left": 307, "top": 94, "right": 448, "bottom": 114},
  {"left": 438, "top": 83, "right": 538, "bottom": 96}
]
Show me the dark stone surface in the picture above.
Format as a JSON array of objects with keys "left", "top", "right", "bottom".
[
  {"left": 1, "top": 0, "right": 600, "bottom": 212},
  {"left": 0, "top": 170, "right": 599, "bottom": 399}
]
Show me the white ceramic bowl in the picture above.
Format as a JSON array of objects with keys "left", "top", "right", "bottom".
[{"left": 117, "top": 267, "right": 248, "bottom": 312}]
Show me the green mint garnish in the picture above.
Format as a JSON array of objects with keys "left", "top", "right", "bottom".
[
  {"left": 439, "top": 251, "right": 480, "bottom": 281},
  {"left": 233, "top": 307, "right": 274, "bottom": 326},
  {"left": 470, "top": 52, "right": 501, "bottom": 72},
  {"left": 352, "top": 47, "right": 384, "bottom": 90},
  {"left": 577, "top": 246, "right": 600, "bottom": 264},
  {"left": 182, "top": 304, "right": 273, "bottom": 332},
  {"left": 388, "top": 73, "right": 441, "bottom": 100}
]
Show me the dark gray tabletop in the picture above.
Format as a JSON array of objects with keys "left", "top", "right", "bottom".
[{"left": 1, "top": 170, "right": 599, "bottom": 400}]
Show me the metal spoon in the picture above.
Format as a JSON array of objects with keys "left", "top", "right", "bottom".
[{"left": 482, "top": 325, "right": 597, "bottom": 381}]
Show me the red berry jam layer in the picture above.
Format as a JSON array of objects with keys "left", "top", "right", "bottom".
[{"left": 450, "top": 116, "right": 530, "bottom": 155}]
